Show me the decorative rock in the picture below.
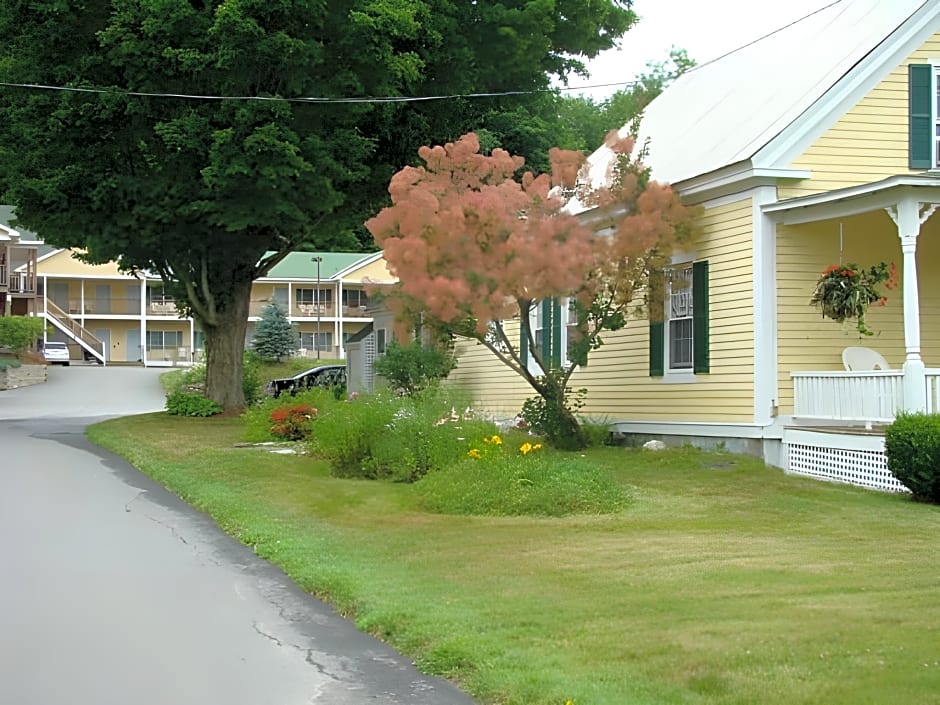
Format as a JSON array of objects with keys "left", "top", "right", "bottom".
[{"left": 642, "top": 439, "right": 667, "bottom": 451}]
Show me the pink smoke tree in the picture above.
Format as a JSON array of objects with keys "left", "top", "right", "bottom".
[{"left": 366, "top": 132, "right": 696, "bottom": 449}]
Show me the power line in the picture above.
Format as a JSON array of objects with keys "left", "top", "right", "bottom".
[
  {"left": 686, "top": 0, "right": 846, "bottom": 73},
  {"left": 0, "top": 0, "right": 848, "bottom": 105},
  {"left": 0, "top": 79, "right": 640, "bottom": 104}
]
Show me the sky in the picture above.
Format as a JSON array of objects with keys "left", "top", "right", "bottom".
[{"left": 566, "top": 0, "right": 841, "bottom": 101}]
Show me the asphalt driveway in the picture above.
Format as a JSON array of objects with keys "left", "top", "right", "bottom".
[{"left": 0, "top": 365, "right": 476, "bottom": 705}]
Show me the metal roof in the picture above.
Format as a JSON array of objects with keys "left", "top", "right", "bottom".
[
  {"left": 261, "top": 251, "right": 377, "bottom": 280},
  {"left": 577, "top": 0, "right": 931, "bottom": 195}
]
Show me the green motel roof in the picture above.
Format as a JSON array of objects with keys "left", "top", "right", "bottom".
[{"left": 263, "top": 251, "right": 379, "bottom": 281}]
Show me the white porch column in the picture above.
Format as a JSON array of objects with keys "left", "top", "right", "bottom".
[
  {"left": 337, "top": 280, "right": 345, "bottom": 360},
  {"left": 887, "top": 198, "right": 937, "bottom": 413}
]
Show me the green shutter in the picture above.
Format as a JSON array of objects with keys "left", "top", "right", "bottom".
[
  {"left": 692, "top": 260, "right": 710, "bottom": 374},
  {"left": 540, "top": 298, "right": 552, "bottom": 370},
  {"left": 551, "top": 297, "right": 563, "bottom": 368},
  {"left": 648, "top": 270, "right": 665, "bottom": 377},
  {"left": 909, "top": 64, "right": 933, "bottom": 169},
  {"left": 649, "top": 322, "right": 664, "bottom": 377}
]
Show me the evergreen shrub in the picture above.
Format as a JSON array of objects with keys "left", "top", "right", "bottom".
[{"left": 885, "top": 412, "right": 940, "bottom": 503}]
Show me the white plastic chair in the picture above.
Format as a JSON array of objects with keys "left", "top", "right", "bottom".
[{"left": 842, "top": 346, "right": 891, "bottom": 371}]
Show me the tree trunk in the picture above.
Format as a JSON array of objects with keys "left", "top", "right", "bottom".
[{"left": 203, "top": 279, "right": 252, "bottom": 411}]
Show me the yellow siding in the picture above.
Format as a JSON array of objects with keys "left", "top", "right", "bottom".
[
  {"left": 85, "top": 321, "right": 144, "bottom": 362},
  {"left": 251, "top": 282, "right": 278, "bottom": 301},
  {"left": 38, "top": 250, "right": 126, "bottom": 277},
  {"left": 449, "top": 198, "right": 757, "bottom": 422},
  {"left": 780, "top": 29, "right": 940, "bottom": 198},
  {"left": 775, "top": 212, "right": 940, "bottom": 413},
  {"left": 448, "top": 320, "right": 544, "bottom": 416},
  {"left": 344, "top": 257, "right": 396, "bottom": 284}
]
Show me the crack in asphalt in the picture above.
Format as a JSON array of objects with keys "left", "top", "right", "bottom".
[{"left": 252, "top": 621, "right": 285, "bottom": 648}]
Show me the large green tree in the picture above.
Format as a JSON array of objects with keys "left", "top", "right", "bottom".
[{"left": 0, "top": 0, "right": 635, "bottom": 410}]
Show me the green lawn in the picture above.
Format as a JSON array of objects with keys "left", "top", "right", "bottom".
[{"left": 88, "top": 413, "right": 940, "bottom": 705}]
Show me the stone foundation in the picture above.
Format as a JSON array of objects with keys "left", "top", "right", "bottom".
[{"left": 0, "top": 363, "right": 47, "bottom": 390}]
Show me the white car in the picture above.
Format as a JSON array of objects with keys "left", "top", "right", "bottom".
[{"left": 43, "top": 341, "right": 71, "bottom": 366}]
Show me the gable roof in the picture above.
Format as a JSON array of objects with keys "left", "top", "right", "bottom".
[
  {"left": 582, "top": 0, "right": 933, "bottom": 192},
  {"left": 262, "top": 251, "right": 378, "bottom": 281}
]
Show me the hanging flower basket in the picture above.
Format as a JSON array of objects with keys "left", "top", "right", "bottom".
[{"left": 810, "top": 262, "right": 897, "bottom": 336}]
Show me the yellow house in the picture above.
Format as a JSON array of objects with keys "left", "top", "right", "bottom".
[
  {"left": 449, "top": 0, "right": 940, "bottom": 491},
  {"left": 34, "top": 250, "right": 395, "bottom": 366}
]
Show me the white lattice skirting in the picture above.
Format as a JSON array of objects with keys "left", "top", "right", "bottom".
[{"left": 785, "top": 430, "right": 909, "bottom": 493}]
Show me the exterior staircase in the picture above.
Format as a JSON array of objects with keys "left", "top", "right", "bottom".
[{"left": 44, "top": 299, "right": 106, "bottom": 364}]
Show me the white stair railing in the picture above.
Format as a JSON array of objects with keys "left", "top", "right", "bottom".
[{"left": 44, "top": 299, "right": 106, "bottom": 363}]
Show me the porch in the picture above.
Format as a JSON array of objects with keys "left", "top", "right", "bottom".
[
  {"left": 785, "top": 370, "right": 940, "bottom": 494},
  {"left": 791, "top": 368, "right": 940, "bottom": 425},
  {"left": 765, "top": 176, "right": 940, "bottom": 495}
]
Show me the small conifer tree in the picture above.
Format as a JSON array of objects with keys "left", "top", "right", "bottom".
[{"left": 251, "top": 301, "right": 297, "bottom": 361}]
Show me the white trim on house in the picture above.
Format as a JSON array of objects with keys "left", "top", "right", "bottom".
[
  {"left": 674, "top": 165, "right": 812, "bottom": 203},
  {"left": 0, "top": 224, "right": 20, "bottom": 240},
  {"left": 331, "top": 251, "right": 385, "bottom": 280},
  {"left": 611, "top": 420, "right": 784, "bottom": 439},
  {"left": 762, "top": 176, "right": 940, "bottom": 225},
  {"left": 752, "top": 185, "right": 779, "bottom": 425},
  {"left": 754, "top": 1, "right": 940, "bottom": 170}
]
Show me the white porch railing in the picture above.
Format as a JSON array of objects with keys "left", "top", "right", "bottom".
[
  {"left": 927, "top": 370, "right": 940, "bottom": 414},
  {"left": 791, "top": 370, "right": 904, "bottom": 425}
]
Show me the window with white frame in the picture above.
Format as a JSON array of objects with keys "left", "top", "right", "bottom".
[
  {"left": 525, "top": 297, "right": 577, "bottom": 374},
  {"left": 146, "top": 330, "right": 183, "bottom": 350},
  {"left": 296, "top": 288, "right": 333, "bottom": 306},
  {"left": 565, "top": 298, "right": 579, "bottom": 362},
  {"left": 342, "top": 289, "right": 368, "bottom": 308},
  {"left": 666, "top": 265, "right": 694, "bottom": 371},
  {"left": 299, "top": 331, "right": 332, "bottom": 351},
  {"left": 649, "top": 260, "right": 709, "bottom": 378},
  {"left": 532, "top": 301, "right": 547, "bottom": 363}
]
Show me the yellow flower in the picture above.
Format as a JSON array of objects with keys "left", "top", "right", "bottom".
[
  {"left": 490, "top": 435, "right": 502, "bottom": 445},
  {"left": 467, "top": 448, "right": 482, "bottom": 459},
  {"left": 533, "top": 443, "right": 542, "bottom": 450},
  {"left": 519, "top": 442, "right": 533, "bottom": 455},
  {"left": 482, "top": 437, "right": 490, "bottom": 444}
]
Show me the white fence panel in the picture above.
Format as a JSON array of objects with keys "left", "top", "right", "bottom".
[{"left": 792, "top": 370, "right": 904, "bottom": 424}]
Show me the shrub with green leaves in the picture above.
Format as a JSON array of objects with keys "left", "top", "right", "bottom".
[
  {"left": 368, "top": 391, "right": 497, "bottom": 482},
  {"left": 242, "top": 387, "right": 338, "bottom": 442},
  {"left": 0, "top": 357, "right": 22, "bottom": 370},
  {"left": 0, "top": 315, "right": 45, "bottom": 353},
  {"left": 310, "top": 392, "right": 400, "bottom": 478},
  {"left": 270, "top": 403, "right": 317, "bottom": 441},
  {"left": 373, "top": 340, "right": 456, "bottom": 396},
  {"left": 242, "top": 351, "right": 264, "bottom": 405},
  {"left": 311, "top": 389, "right": 497, "bottom": 482},
  {"left": 885, "top": 412, "right": 940, "bottom": 503},
  {"left": 416, "top": 447, "right": 630, "bottom": 517},
  {"left": 166, "top": 389, "right": 222, "bottom": 417},
  {"left": 519, "top": 370, "right": 588, "bottom": 450}
]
